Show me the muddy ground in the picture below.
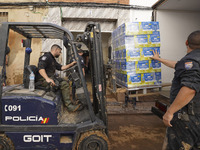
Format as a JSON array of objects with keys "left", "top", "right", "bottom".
[
  {"left": 108, "top": 114, "right": 166, "bottom": 150},
  {"left": 105, "top": 92, "right": 169, "bottom": 150},
  {"left": 87, "top": 78, "right": 169, "bottom": 150}
]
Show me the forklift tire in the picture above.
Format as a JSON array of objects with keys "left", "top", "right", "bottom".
[
  {"left": 0, "top": 135, "right": 14, "bottom": 150},
  {"left": 76, "top": 130, "right": 109, "bottom": 150}
]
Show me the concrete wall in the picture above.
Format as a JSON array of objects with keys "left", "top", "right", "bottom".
[
  {"left": 43, "top": 6, "right": 131, "bottom": 66},
  {"left": 61, "top": 6, "right": 130, "bottom": 32},
  {"left": 1, "top": 7, "right": 48, "bottom": 85},
  {"left": 0, "top": 1, "right": 152, "bottom": 85},
  {"left": 130, "top": 9, "right": 153, "bottom": 22},
  {"left": 156, "top": 10, "right": 200, "bottom": 83}
]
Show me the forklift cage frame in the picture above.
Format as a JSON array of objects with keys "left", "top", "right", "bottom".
[{"left": 0, "top": 22, "right": 107, "bottom": 134}]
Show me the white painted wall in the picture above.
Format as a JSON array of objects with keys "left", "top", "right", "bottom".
[
  {"left": 156, "top": 10, "right": 200, "bottom": 83},
  {"left": 130, "top": 0, "right": 158, "bottom": 7},
  {"left": 130, "top": 9, "right": 153, "bottom": 22}
]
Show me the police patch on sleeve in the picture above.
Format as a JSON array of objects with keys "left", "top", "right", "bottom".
[
  {"left": 185, "top": 62, "right": 193, "bottom": 70},
  {"left": 41, "top": 56, "right": 47, "bottom": 61}
]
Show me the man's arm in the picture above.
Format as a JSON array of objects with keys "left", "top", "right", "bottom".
[
  {"left": 39, "top": 69, "right": 55, "bottom": 86},
  {"left": 163, "top": 86, "right": 195, "bottom": 127},
  {"left": 82, "top": 68, "right": 85, "bottom": 76},
  {"left": 150, "top": 50, "right": 177, "bottom": 69},
  {"left": 61, "top": 61, "right": 76, "bottom": 70}
]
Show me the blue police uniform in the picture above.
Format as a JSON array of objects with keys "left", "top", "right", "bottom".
[
  {"left": 38, "top": 52, "right": 62, "bottom": 78},
  {"left": 37, "top": 52, "right": 80, "bottom": 112},
  {"left": 165, "top": 49, "right": 200, "bottom": 149}
]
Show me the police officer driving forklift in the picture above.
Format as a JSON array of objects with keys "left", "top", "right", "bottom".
[
  {"left": 37, "top": 44, "right": 82, "bottom": 112},
  {"left": 151, "top": 30, "right": 200, "bottom": 150}
]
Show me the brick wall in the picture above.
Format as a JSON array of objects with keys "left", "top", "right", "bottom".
[
  {"left": 0, "top": 0, "right": 46, "bottom": 2},
  {"left": 48, "top": 0, "right": 129, "bottom": 5}
]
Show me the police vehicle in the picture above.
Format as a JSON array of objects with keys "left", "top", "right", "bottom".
[{"left": 0, "top": 22, "right": 109, "bottom": 150}]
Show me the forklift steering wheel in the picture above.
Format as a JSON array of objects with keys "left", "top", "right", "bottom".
[
  {"left": 64, "top": 64, "right": 78, "bottom": 74},
  {"left": 64, "top": 64, "right": 79, "bottom": 81}
]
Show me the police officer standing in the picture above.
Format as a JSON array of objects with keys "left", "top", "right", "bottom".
[
  {"left": 151, "top": 30, "right": 200, "bottom": 150},
  {"left": 37, "top": 44, "right": 81, "bottom": 112},
  {"left": 77, "top": 44, "right": 85, "bottom": 76}
]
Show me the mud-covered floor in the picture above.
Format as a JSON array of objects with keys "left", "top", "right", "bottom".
[
  {"left": 86, "top": 76, "right": 168, "bottom": 149},
  {"left": 106, "top": 90, "right": 168, "bottom": 150},
  {"left": 108, "top": 114, "right": 166, "bottom": 150}
]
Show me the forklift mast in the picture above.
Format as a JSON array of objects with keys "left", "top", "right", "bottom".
[{"left": 77, "top": 22, "right": 107, "bottom": 127}]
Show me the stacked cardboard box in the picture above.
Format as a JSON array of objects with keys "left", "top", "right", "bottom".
[{"left": 112, "top": 22, "right": 161, "bottom": 88}]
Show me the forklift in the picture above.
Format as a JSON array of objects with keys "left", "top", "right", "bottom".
[{"left": 0, "top": 22, "right": 109, "bottom": 150}]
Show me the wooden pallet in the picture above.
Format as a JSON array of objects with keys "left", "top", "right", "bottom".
[{"left": 108, "top": 83, "right": 171, "bottom": 100}]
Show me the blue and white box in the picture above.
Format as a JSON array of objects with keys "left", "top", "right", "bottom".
[
  {"left": 143, "top": 73, "right": 154, "bottom": 82},
  {"left": 141, "top": 47, "right": 160, "bottom": 58},
  {"left": 149, "top": 31, "right": 160, "bottom": 45},
  {"left": 126, "top": 48, "right": 140, "bottom": 59},
  {"left": 137, "top": 60, "right": 149, "bottom": 70},
  {"left": 129, "top": 73, "right": 141, "bottom": 83},
  {"left": 112, "top": 21, "right": 161, "bottom": 88},
  {"left": 140, "top": 22, "right": 159, "bottom": 32},
  {"left": 134, "top": 34, "right": 148, "bottom": 47},
  {"left": 155, "top": 72, "right": 162, "bottom": 85},
  {"left": 151, "top": 60, "right": 161, "bottom": 69},
  {"left": 121, "top": 59, "right": 135, "bottom": 71}
]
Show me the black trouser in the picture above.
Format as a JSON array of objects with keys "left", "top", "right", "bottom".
[
  {"left": 72, "top": 82, "right": 76, "bottom": 101},
  {"left": 37, "top": 77, "right": 71, "bottom": 106},
  {"left": 163, "top": 112, "right": 200, "bottom": 150}
]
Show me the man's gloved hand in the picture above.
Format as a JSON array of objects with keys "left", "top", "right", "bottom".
[{"left": 46, "top": 78, "right": 56, "bottom": 86}]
